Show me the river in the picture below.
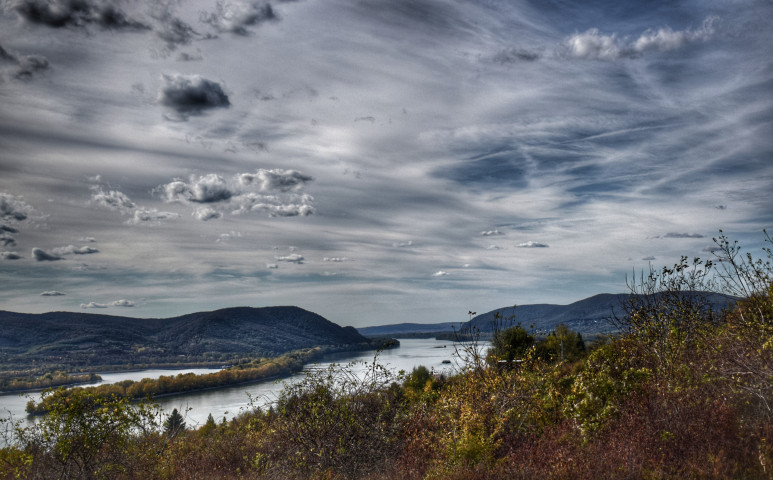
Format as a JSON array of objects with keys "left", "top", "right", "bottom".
[{"left": 1, "top": 338, "right": 486, "bottom": 433}]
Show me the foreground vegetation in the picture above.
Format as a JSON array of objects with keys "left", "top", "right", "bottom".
[{"left": 1, "top": 231, "right": 771, "bottom": 479}]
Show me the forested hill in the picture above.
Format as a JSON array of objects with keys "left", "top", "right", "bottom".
[
  {"left": 465, "top": 292, "right": 737, "bottom": 335},
  {"left": 0, "top": 306, "right": 372, "bottom": 373}
]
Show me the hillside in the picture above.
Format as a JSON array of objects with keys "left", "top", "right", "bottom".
[
  {"left": 0, "top": 306, "right": 373, "bottom": 374},
  {"left": 465, "top": 292, "right": 737, "bottom": 335},
  {"left": 358, "top": 292, "right": 737, "bottom": 338}
]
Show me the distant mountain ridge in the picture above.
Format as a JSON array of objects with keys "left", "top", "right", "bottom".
[
  {"left": 358, "top": 292, "right": 737, "bottom": 338},
  {"left": 0, "top": 306, "right": 372, "bottom": 373}
]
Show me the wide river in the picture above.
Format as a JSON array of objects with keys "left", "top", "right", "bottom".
[{"left": 1, "top": 338, "right": 487, "bottom": 432}]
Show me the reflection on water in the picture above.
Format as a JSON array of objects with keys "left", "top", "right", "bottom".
[{"left": 1, "top": 338, "right": 488, "bottom": 433}]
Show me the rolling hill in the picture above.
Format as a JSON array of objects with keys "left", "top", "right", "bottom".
[{"left": 0, "top": 306, "right": 374, "bottom": 374}]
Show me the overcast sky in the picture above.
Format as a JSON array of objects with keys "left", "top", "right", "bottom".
[{"left": 0, "top": 0, "right": 771, "bottom": 327}]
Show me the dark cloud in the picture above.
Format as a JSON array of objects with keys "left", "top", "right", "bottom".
[
  {"left": 155, "top": 16, "right": 198, "bottom": 49},
  {"left": 5, "top": 0, "right": 150, "bottom": 30},
  {"left": 663, "top": 232, "right": 704, "bottom": 239},
  {"left": 1, "top": 234, "right": 17, "bottom": 247},
  {"left": 1, "top": 251, "right": 22, "bottom": 260},
  {"left": 238, "top": 169, "right": 313, "bottom": 192},
  {"left": 0, "top": 193, "right": 31, "bottom": 221},
  {"left": 40, "top": 290, "right": 65, "bottom": 296},
  {"left": 32, "top": 247, "right": 62, "bottom": 261},
  {"left": 0, "top": 225, "right": 19, "bottom": 233},
  {"left": 158, "top": 73, "right": 230, "bottom": 116},
  {"left": 200, "top": 1, "right": 277, "bottom": 36},
  {"left": 492, "top": 47, "right": 540, "bottom": 64},
  {"left": 0, "top": 44, "right": 49, "bottom": 80},
  {"left": 177, "top": 51, "right": 203, "bottom": 62}
]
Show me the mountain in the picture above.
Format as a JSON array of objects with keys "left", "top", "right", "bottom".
[
  {"left": 464, "top": 292, "right": 737, "bottom": 335},
  {"left": 358, "top": 292, "right": 737, "bottom": 338},
  {"left": 357, "top": 322, "right": 459, "bottom": 337},
  {"left": 0, "top": 306, "right": 373, "bottom": 373}
]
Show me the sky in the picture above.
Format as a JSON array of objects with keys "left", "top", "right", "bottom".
[{"left": 0, "top": 0, "right": 771, "bottom": 327}]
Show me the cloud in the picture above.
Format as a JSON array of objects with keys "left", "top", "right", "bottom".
[
  {"left": 432, "top": 270, "right": 449, "bottom": 277},
  {"left": 480, "top": 229, "right": 502, "bottom": 236},
  {"left": 4, "top": 0, "right": 149, "bottom": 30},
  {"left": 0, "top": 225, "right": 19, "bottom": 233},
  {"left": 32, "top": 247, "right": 62, "bottom": 261},
  {"left": 0, "top": 193, "right": 31, "bottom": 221},
  {"left": 90, "top": 187, "right": 136, "bottom": 213},
  {"left": 231, "top": 193, "right": 315, "bottom": 217},
  {"left": 486, "top": 244, "right": 501, "bottom": 250},
  {"left": 158, "top": 170, "right": 315, "bottom": 219},
  {"left": 392, "top": 240, "right": 413, "bottom": 248},
  {"left": 238, "top": 169, "right": 313, "bottom": 192},
  {"left": 0, "top": 44, "right": 49, "bottom": 80},
  {"left": 0, "top": 234, "right": 15, "bottom": 247},
  {"left": 154, "top": 14, "right": 199, "bottom": 49},
  {"left": 40, "top": 291, "right": 65, "bottom": 296},
  {"left": 663, "top": 232, "right": 704, "bottom": 239},
  {"left": 491, "top": 47, "right": 540, "bottom": 64},
  {"left": 200, "top": 1, "right": 277, "bottom": 36},
  {"left": 81, "top": 301, "right": 107, "bottom": 309},
  {"left": 53, "top": 245, "right": 99, "bottom": 255},
  {"left": 1, "top": 251, "right": 22, "bottom": 260},
  {"left": 564, "top": 17, "right": 717, "bottom": 60},
  {"left": 517, "top": 241, "right": 549, "bottom": 248},
  {"left": 194, "top": 206, "right": 222, "bottom": 221},
  {"left": 161, "top": 174, "right": 232, "bottom": 203},
  {"left": 266, "top": 263, "right": 278, "bottom": 269},
  {"left": 158, "top": 73, "right": 230, "bottom": 116},
  {"left": 323, "top": 257, "right": 348, "bottom": 262},
  {"left": 111, "top": 299, "right": 134, "bottom": 307},
  {"left": 90, "top": 186, "right": 177, "bottom": 225},
  {"left": 641, "top": 256, "right": 656, "bottom": 261},
  {"left": 276, "top": 253, "right": 303, "bottom": 263},
  {"left": 127, "top": 208, "right": 179, "bottom": 225},
  {"left": 632, "top": 17, "right": 717, "bottom": 53}
]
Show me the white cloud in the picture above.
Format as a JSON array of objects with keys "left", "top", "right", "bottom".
[
  {"left": 194, "top": 206, "right": 222, "bottom": 221},
  {"left": 565, "top": 17, "right": 718, "bottom": 60},
  {"left": 323, "top": 257, "right": 349, "bottom": 262},
  {"left": 517, "top": 241, "right": 549, "bottom": 248},
  {"left": 276, "top": 253, "right": 304, "bottom": 263},
  {"left": 53, "top": 245, "right": 99, "bottom": 256},
  {"left": 200, "top": 1, "right": 277, "bottom": 36},
  {"left": 111, "top": 299, "right": 134, "bottom": 307},
  {"left": 127, "top": 208, "right": 179, "bottom": 225},
  {"left": 481, "top": 229, "right": 502, "bottom": 236},
  {"left": 90, "top": 187, "right": 136, "bottom": 213},
  {"left": 432, "top": 270, "right": 449, "bottom": 277},
  {"left": 81, "top": 302, "right": 108, "bottom": 309}
]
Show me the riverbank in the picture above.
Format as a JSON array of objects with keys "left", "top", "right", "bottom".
[{"left": 25, "top": 340, "right": 397, "bottom": 415}]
